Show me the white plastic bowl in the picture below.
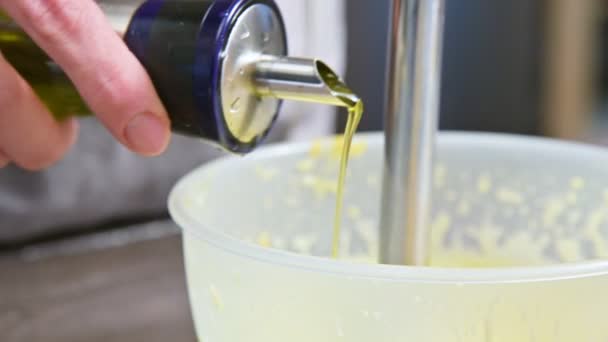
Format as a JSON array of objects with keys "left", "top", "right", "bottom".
[{"left": 170, "top": 132, "right": 608, "bottom": 341}]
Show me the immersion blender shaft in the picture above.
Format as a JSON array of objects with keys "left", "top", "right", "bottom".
[{"left": 380, "top": 0, "right": 445, "bottom": 265}]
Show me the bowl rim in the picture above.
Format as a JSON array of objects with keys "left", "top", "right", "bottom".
[{"left": 169, "top": 131, "right": 608, "bottom": 284}]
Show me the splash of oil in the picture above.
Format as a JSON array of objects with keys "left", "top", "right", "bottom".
[{"left": 318, "top": 68, "right": 364, "bottom": 258}]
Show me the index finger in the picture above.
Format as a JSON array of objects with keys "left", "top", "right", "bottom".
[{"left": 1, "top": 0, "right": 171, "bottom": 156}]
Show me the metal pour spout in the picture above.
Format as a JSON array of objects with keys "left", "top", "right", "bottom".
[
  {"left": 254, "top": 57, "right": 355, "bottom": 108},
  {"left": 380, "top": 0, "right": 446, "bottom": 265}
]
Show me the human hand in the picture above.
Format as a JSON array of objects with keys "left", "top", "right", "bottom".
[{"left": 0, "top": 0, "right": 171, "bottom": 170}]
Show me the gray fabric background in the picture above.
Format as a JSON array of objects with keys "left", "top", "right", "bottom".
[
  {"left": 0, "top": 117, "right": 292, "bottom": 245},
  {"left": 0, "top": 119, "right": 220, "bottom": 243}
]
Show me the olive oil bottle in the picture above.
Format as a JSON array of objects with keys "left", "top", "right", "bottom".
[
  {"left": 1, "top": 0, "right": 291, "bottom": 153},
  {"left": 0, "top": 0, "right": 364, "bottom": 255}
]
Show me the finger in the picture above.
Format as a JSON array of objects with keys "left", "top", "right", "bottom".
[
  {"left": 0, "top": 149, "right": 9, "bottom": 168},
  {"left": 1, "top": 0, "right": 171, "bottom": 156},
  {"left": 0, "top": 53, "right": 78, "bottom": 171}
]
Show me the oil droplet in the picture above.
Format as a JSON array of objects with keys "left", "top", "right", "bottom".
[
  {"left": 262, "top": 31, "right": 271, "bottom": 43},
  {"left": 570, "top": 177, "right": 585, "bottom": 190},
  {"left": 309, "top": 140, "right": 323, "bottom": 157},
  {"left": 296, "top": 159, "right": 315, "bottom": 172},
  {"left": 556, "top": 239, "right": 581, "bottom": 261},
  {"left": 348, "top": 141, "right": 368, "bottom": 158},
  {"left": 477, "top": 174, "right": 492, "bottom": 194},
  {"left": 292, "top": 234, "right": 318, "bottom": 254},
  {"left": 495, "top": 188, "right": 524, "bottom": 205},
  {"left": 257, "top": 231, "right": 272, "bottom": 247},
  {"left": 240, "top": 30, "right": 250, "bottom": 40}
]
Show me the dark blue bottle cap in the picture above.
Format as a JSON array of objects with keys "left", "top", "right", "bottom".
[{"left": 126, "top": 0, "right": 287, "bottom": 154}]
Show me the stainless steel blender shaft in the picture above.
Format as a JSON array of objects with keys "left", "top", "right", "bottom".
[{"left": 380, "top": 0, "right": 445, "bottom": 265}]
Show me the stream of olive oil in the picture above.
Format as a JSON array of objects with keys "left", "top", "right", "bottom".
[
  {"left": 318, "top": 69, "right": 364, "bottom": 258},
  {"left": 332, "top": 102, "right": 363, "bottom": 258}
]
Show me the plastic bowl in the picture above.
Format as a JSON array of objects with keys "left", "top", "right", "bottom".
[{"left": 169, "top": 132, "right": 608, "bottom": 341}]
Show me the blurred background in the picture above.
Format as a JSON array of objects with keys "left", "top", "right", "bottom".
[
  {"left": 3, "top": 1, "right": 608, "bottom": 341},
  {"left": 342, "top": 0, "right": 608, "bottom": 144}
]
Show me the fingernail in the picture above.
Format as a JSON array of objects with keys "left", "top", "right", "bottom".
[{"left": 125, "top": 113, "right": 170, "bottom": 156}]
